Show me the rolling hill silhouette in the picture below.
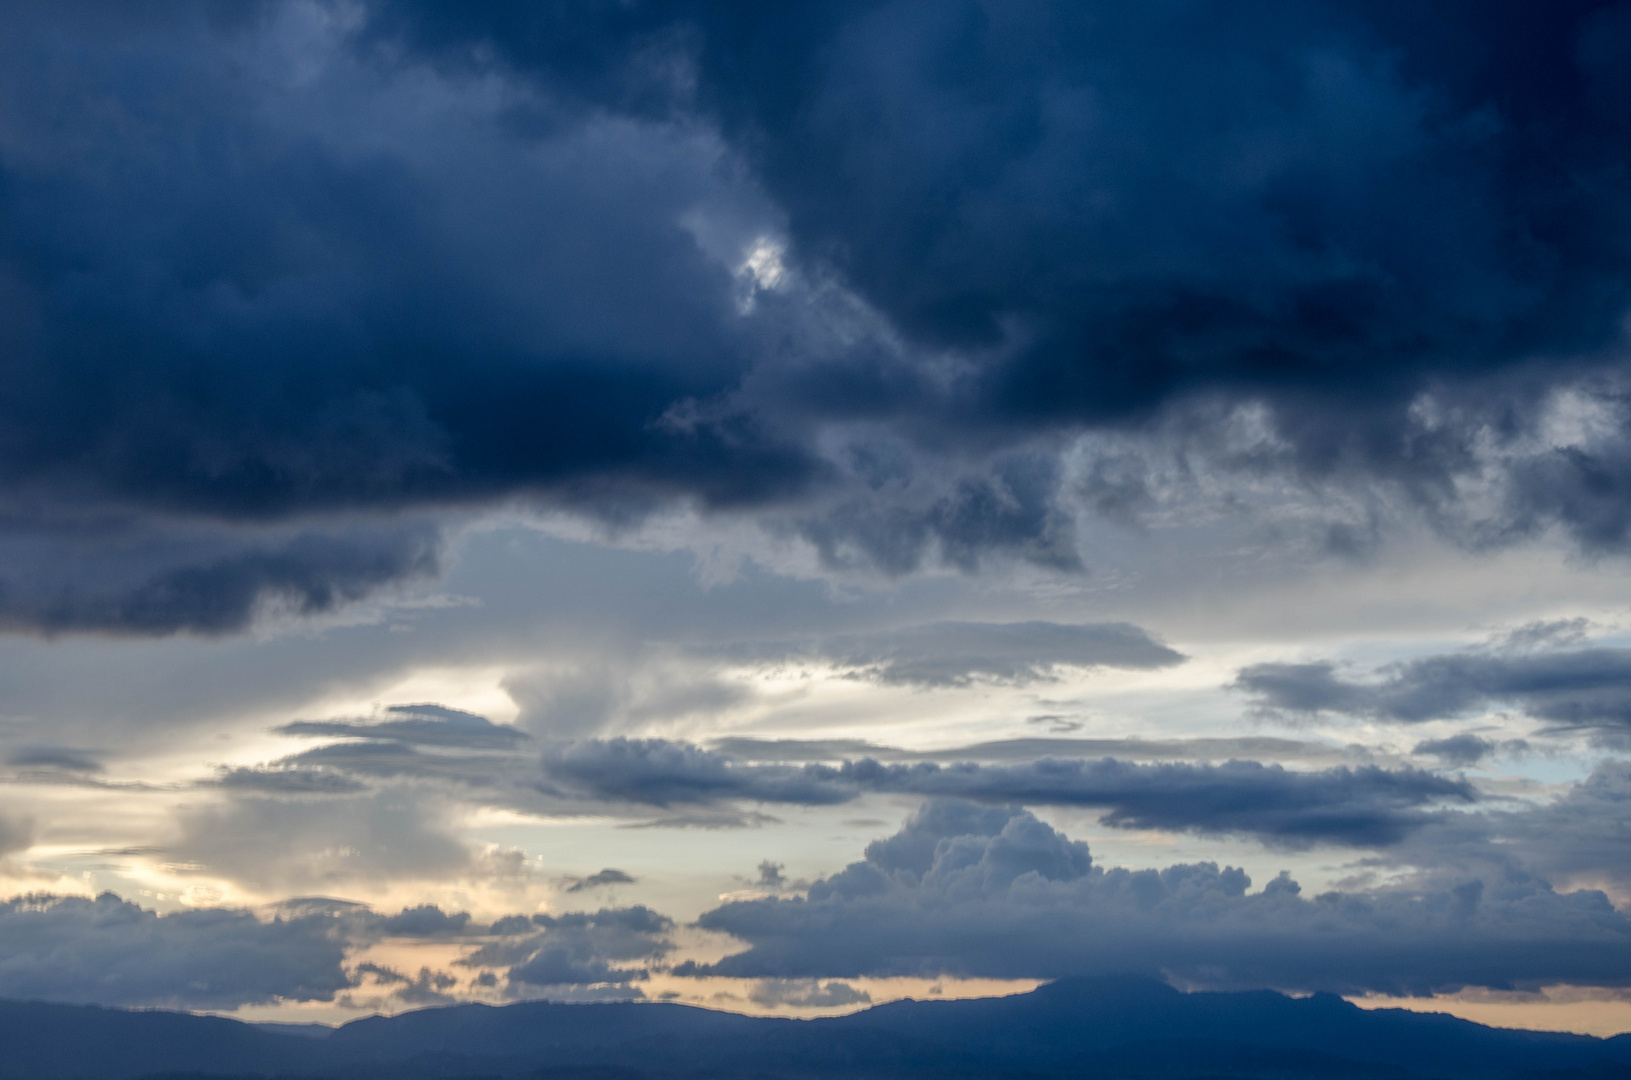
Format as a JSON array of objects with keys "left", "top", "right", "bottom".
[{"left": 3, "top": 977, "right": 1630, "bottom": 1080}]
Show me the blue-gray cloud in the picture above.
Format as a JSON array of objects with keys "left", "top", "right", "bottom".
[
  {"left": 541, "top": 738, "right": 1473, "bottom": 847},
  {"left": 0, "top": 893, "right": 353, "bottom": 1009},
  {"left": 1235, "top": 647, "right": 1631, "bottom": 731},
  {"left": 459, "top": 906, "right": 673, "bottom": 992},
  {"left": 1412, "top": 734, "right": 1500, "bottom": 767},
  {"left": 277, "top": 704, "right": 531, "bottom": 749},
  {"left": 690, "top": 799, "right": 1631, "bottom": 996},
  {"left": 0, "top": 889, "right": 671, "bottom": 1009}
]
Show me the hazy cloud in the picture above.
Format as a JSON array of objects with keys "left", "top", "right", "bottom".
[
  {"left": 278, "top": 705, "right": 531, "bottom": 749},
  {"left": 6, "top": 746, "right": 103, "bottom": 772},
  {"left": 747, "top": 621, "right": 1184, "bottom": 687},
  {"left": 173, "top": 788, "right": 473, "bottom": 890},
  {"left": 0, "top": 812, "right": 34, "bottom": 859}
]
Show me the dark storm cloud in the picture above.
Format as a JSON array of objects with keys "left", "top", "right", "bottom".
[
  {"left": 541, "top": 738, "right": 1473, "bottom": 846},
  {"left": 0, "top": 0, "right": 810, "bottom": 635},
  {"left": 385, "top": 0, "right": 1631, "bottom": 398},
  {"left": 1236, "top": 647, "right": 1631, "bottom": 730},
  {"left": 690, "top": 799, "right": 1631, "bottom": 995},
  {"left": 277, "top": 704, "right": 531, "bottom": 749},
  {"left": 0, "top": 2, "right": 1629, "bottom": 633},
  {"left": 0, "top": 892, "right": 352, "bottom": 1009},
  {"left": 744, "top": 620, "right": 1184, "bottom": 687},
  {"left": 380, "top": 3, "right": 1631, "bottom": 532}
]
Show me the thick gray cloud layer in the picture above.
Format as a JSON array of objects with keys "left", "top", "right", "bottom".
[
  {"left": 542, "top": 739, "right": 1473, "bottom": 846},
  {"left": 0, "top": 893, "right": 352, "bottom": 1009},
  {"left": 1236, "top": 647, "right": 1631, "bottom": 731},
  {"left": 692, "top": 800, "right": 1631, "bottom": 996}
]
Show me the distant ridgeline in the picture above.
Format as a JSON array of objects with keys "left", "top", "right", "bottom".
[{"left": 3, "top": 977, "right": 1630, "bottom": 1080}]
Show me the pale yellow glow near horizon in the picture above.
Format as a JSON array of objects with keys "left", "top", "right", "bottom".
[
  {"left": 1352, "top": 991, "right": 1631, "bottom": 1038},
  {"left": 218, "top": 979, "right": 1631, "bottom": 1037}
]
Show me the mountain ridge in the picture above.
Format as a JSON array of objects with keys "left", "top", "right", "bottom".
[{"left": 3, "top": 976, "right": 1630, "bottom": 1080}]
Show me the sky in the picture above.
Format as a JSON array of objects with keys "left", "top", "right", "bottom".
[{"left": 3, "top": 0, "right": 1631, "bottom": 1036}]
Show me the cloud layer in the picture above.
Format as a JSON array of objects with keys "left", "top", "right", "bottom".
[
  {"left": 542, "top": 738, "right": 1473, "bottom": 846},
  {"left": 693, "top": 799, "right": 1631, "bottom": 995},
  {"left": 1237, "top": 646, "right": 1631, "bottom": 733}
]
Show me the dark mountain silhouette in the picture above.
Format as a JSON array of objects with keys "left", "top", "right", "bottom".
[{"left": 3, "top": 977, "right": 1630, "bottom": 1080}]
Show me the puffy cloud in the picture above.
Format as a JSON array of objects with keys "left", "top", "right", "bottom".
[
  {"left": 459, "top": 906, "right": 673, "bottom": 993},
  {"left": 0, "top": 893, "right": 351, "bottom": 1009},
  {"left": 1236, "top": 647, "right": 1631, "bottom": 731},
  {"left": 542, "top": 738, "right": 1473, "bottom": 846},
  {"left": 692, "top": 800, "right": 1631, "bottom": 996},
  {"left": 747, "top": 978, "right": 871, "bottom": 1009},
  {"left": 375, "top": 905, "right": 473, "bottom": 938}
]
